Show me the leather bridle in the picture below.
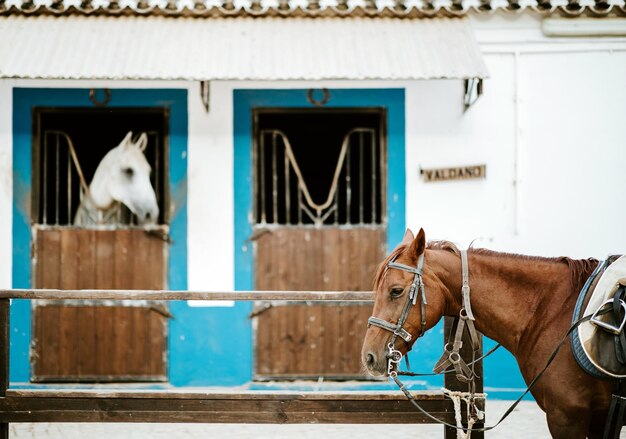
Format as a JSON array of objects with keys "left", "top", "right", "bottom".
[
  {"left": 367, "top": 252, "right": 427, "bottom": 376},
  {"left": 367, "top": 249, "right": 480, "bottom": 380}
]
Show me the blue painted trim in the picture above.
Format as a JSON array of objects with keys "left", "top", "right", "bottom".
[
  {"left": 233, "top": 89, "right": 413, "bottom": 385},
  {"left": 11, "top": 88, "right": 188, "bottom": 384}
]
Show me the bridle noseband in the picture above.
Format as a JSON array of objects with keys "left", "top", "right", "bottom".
[{"left": 367, "top": 253, "right": 427, "bottom": 376}]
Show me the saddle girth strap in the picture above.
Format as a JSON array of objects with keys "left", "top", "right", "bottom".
[
  {"left": 613, "top": 286, "right": 626, "bottom": 365},
  {"left": 604, "top": 380, "right": 626, "bottom": 439}
]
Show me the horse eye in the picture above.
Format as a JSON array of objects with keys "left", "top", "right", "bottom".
[
  {"left": 389, "top": 287, "right": 404, "bottom": 299},
  {"left": 123, "top": 167, "right": 134, "bottom": 178}
]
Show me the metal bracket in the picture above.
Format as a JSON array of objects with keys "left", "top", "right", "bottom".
[
  {"left": 463, "top": 78, "right": 483, "bottom": 111},
  {"left": 200, "top": 80, "right": 210, "bottom": 113}
]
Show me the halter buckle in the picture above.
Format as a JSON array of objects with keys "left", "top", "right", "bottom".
[{"left": 395, "top": 328, "right": 412, "bottom": 343}]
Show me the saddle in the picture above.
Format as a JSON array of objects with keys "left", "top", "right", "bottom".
[
  {"left": 572, "top": 254, "right": 626, "bottom": 379},
  {"left": 571, "top": 254, "right": 626, "bottom": 439}
]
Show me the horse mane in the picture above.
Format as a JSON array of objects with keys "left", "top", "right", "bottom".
[
  {"left": 443, "top": 240, "right": 598, "bottom": 294},
  {"left": 374, "top": 239, "right": 598, "bottom": 294}
]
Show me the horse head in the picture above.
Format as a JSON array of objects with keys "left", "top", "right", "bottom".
[
  {"left": 361, "top": 228, "right": 448, "bottom": 377},
  {"left": 87, "top": 131, "right": 159, "bottom": 225}
]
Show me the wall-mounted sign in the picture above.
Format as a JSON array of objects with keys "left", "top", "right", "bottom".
[{"left": 420, "top": 164, "right": 486, "bottom": 183}]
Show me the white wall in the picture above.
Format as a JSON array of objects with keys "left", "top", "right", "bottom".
[
  {"left": 405, "top": 57, "right": 517, "bottom": 250},
  {"left": 0, "top": 81, "right": 12, "bottom": 289},
  {"left": 516, "top": 50, "right": 626, "bottom": 258}
]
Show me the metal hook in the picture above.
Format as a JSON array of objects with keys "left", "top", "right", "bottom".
[
  {"left": 307, "top": 88, "right": 330, "bottom": 107},
  {"left": 89, "top": 88, "right": 111, "bottom": 107}
]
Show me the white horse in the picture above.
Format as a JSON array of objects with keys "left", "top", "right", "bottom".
[{"left": 74, "top": 131, "right": 159, "bottom": 226}]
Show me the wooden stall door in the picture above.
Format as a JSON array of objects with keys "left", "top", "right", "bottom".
[
  {"left": 254, "top": 227, "right": 385, "bottom": 379},
  {"left": 31, "top": 227, "right": 168, "bottom": 382}
]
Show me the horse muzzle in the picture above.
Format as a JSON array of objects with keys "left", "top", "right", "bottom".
[
  {"left": 136, "top": 204, "right": 159, "bottom": 225},
  {"left": 362, "top": 349, "right": 388, "bottom": 377}
]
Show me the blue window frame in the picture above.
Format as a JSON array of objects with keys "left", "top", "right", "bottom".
[
  {"left": 11, "top": 88, "right": 188, "bottom": 384},
  {"left": 232, "top": 89, "right": 423, "bottom": 388},
  {"left": 233, "top": 88, "right": 407, "bottom": 292}
]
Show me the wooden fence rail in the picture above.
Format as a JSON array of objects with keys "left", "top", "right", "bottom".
[
  {"left": 0, "top": 289, "right": 374, "bottom": 301},
  {"left": 0, "top": 290, "right": 483, "bottom": 439}
]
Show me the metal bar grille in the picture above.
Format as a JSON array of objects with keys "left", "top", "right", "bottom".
[{"left": 254, "top": 128, "right": 383, "bottom": 226}]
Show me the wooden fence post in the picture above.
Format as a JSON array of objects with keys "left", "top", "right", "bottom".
[
  {"left": 443, "top": 316, "right": 484, "bottom": 439},
  {"left": 0, "top": 299, "right": 9, "bottom": 439}
]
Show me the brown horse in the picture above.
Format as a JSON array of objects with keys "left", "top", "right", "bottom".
[{"left": 362, "top": 228, "right": 615, "bottom": 439}]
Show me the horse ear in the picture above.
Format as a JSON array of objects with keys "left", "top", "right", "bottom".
[
  {"left": 402, "top": 229, "right": 414, "bottom": 245},
  {"left": 136, "top": 133, "right": 148, "bottom": 152},
  {"left": 409, "top": 228, "right": 426, "bottom": 257},
  {"left": 121, "top": 131, "right": 133, "bottom": 149}
]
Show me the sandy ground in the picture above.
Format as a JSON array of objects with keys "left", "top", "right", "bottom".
[{"left": 10, "top": 401, "right": 559, "bottom": 439}]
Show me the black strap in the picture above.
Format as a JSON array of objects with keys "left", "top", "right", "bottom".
[
  {"left": 613, "top": 286, "right": 626, "bottom": 365},
  {"left": 398, "top": 343, "right": 502, "bottom": 377},
  {"left": 393, "top": 314, "right": 592, "bottom": 433}
]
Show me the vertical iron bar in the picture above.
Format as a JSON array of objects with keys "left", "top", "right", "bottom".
[
  {"left": 154, "top": 132, "right": 161, "bottom": 216},
  {"left": 359, "top": 131, "right": 364, "bottom": 224},
  {"left": 379, "top": 125, "right": 386, "bottom": 226},
  {"left": 0, "top": 298, "right": 10, "bottom": 439},
  {"left": 297, "top": 181, "right": 302, "bottom": 225},
  {"left": 259, "top": 132, "right": 266, "bottom": 224},
  {"left": 272, "top": 132, "right": 278, "bottom": 224},
  {"left": 55, "top": 133, "right": 60, "bottom": 225},
  {"left": 371, "top": 131, "right": 377, "bottom": 224},
  {"left": 43, "top": 133, "right": 48, "bottom": 225},
  {"left": 334, "top": 174, "right": 339, "bottom": 225},
  {"left": 345, "top": 134, "right": 352, "bottom": 224},
  {"left": 67, "top": 139, "right": 72, "bottom": 225},
  {"left": 252, "top": 128, "right": 258, "bottom": 224},
  {"left": 284, "top": 135, "right": 291, "bottom": 225}
]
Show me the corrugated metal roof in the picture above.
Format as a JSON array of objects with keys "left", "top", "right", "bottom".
[
  {"left": 1, "top": 0, "right": 625, "bottom": 18},
  {"left": 0, "top": 16, "right": 489, "bottom": 80}
]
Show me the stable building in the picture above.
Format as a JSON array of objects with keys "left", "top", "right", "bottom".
[{"left": 0, "top": 0, "right": 625, "bottom": 397}]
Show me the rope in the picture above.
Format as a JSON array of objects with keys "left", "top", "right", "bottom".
[{"left": 442, "top": 388, "right": 486, "bottom": 439}]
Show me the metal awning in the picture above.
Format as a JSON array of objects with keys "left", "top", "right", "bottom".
[{"left": 0, "top": 16, "right": 488, "bottom": 81}]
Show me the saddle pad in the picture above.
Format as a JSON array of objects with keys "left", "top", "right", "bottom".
[{"left": 579, "top": 254, "right": 626, "bottom": 379}]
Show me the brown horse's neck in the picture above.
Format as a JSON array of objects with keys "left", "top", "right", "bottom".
[{"left": 428, "top": 248, "right": 597, "bottom": 356}]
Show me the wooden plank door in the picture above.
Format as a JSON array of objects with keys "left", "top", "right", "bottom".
[
  {"left": 254, "top": 227, "right": 385, "bottom": 379},
  {"left": 31, "top": 227, "right": 168, "bottom": 382}
]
